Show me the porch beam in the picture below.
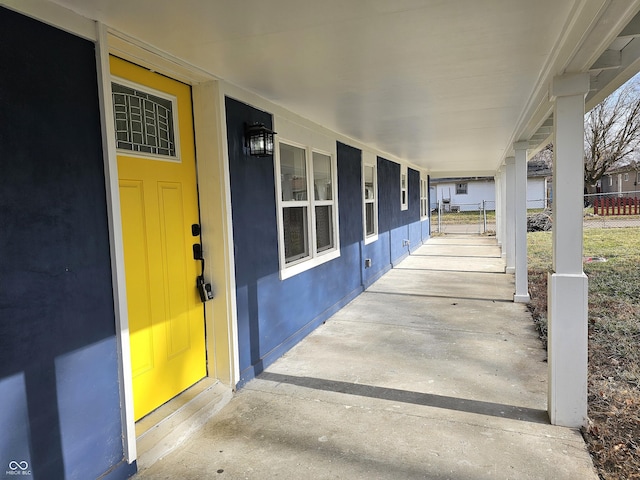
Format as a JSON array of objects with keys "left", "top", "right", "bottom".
[
  {"left": 514, "top": 142, "right": 530, "bottom": 303},
  {"left": 590, "top": 49, "right": 622, "bottom": 71},
  {"left": 500, "top": 166, "right": 507, "bottom": 258},
  {"left": 547, "top": 73, "right": 590, "bottom": 427}
]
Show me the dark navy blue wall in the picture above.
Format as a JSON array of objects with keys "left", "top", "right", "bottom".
[
  {"left": 337, "top": 142, "right": 366, "bottom": 293},
  {"left": 225, "top": 98, "right": 278, "bottom": 382},
  {"left": 0, "top": 8, "right": 134, "bottom": 480},
  {"left": 407, "top": 168, "right": 424, "bottom": 250},
  {"left": 363, "top": 159, "right": 423, "bottom": 286}
]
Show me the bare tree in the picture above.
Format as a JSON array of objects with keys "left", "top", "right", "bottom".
[
  {"left": 530, "top": 143, "right": 553, "bottom": 168},
  {"left": 584, "top": 76, "right": 640, "bottom": 193}
]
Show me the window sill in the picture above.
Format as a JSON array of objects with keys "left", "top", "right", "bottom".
[
  {"left": 364, "top": 233, "right": 378, "bottom": 245},
  {"left": 279, "top": 248, "right": 340, "bottom": 280}
]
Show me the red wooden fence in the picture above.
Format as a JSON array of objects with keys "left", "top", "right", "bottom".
[{"left": 593, "top": 197, "right": 640, "bottom": 215}]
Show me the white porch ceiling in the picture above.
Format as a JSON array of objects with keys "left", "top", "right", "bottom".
[{"left": 45, "top": 0, "right": 640, "bottom": 175}]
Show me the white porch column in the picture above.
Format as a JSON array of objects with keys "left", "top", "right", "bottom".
[
  {"left": 499, "top": 166, "right": 507, "bottom": 259},
  {"left": 514, "top": 142, "right": 530, "bottom": 303},
  {"left": 504, "top": 157, "right": 516, "bottom": 273},
  {"left": 494, "top": 169, "right": 502, "bottom": 246},
  {"left": 548, "top": 73, "right": 590, "bottom": 427}
]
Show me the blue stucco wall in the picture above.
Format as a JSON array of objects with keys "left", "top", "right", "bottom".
[
  {"left": 226, "top": 99, "right": 366, "bottom": 385},
  {"left": 0, "top": 7, "right": 134, "bottom": 480},
  {"left": 226, "top": 98, "right": 427, "bottom": 385}
]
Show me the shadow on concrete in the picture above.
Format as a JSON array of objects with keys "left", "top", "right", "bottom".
[
  {"left": 365, "top": 290, "right": 513, "bottom": 303},
  {"left": 394, "top": 267, "right": 504, "bottom": 275},
  {"left": 410, "top": 253, "right": 502, "bottom": 259},
  {"left": 260, "top": 372, "right": 549, "bottom": 425}
]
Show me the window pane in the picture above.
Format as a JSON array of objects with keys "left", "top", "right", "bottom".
[
  {"left": 283, "top": 207, "right": 308, "bottom": 263},
  {"left": 280, "top": 144, "right": 307, "bottom": 201},
  {"left": 365, "top": 202, "right": 375, "bottom": 236},
  {"left": 112, "top": 83, "right": 176, "bottom": 157},
  {"left": 401, "top": 173, "right": 407, "bottom": 189},
  {"left": 315, "top": 205, "right": 333, "bottom": 252},
  {"left": 364, "top": 165, "right": 375, "bottom": 200},
  {"left": 313, "top": 152, "right": 332, "bottom": 200}
]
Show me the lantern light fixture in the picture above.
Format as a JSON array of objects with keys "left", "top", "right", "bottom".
[{"left": 245, "top": 123, "right": 276, "bottom": 157}]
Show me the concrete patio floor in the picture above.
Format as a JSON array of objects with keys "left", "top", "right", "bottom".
[{"left": 134, "top": 235, "right": 597, "bottom": 480}]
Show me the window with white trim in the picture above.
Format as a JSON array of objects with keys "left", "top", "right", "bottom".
[
  {"left": 624, "top": 172, "right": 629, "bottom": 182},
  {"left": 456, "top": 183, "right": 468, "bottom": 195},
  {"left": 608, "top": 175, "right": 613, "bottom": 187},
  {"left": 277, "top": 141, "right": 339, "bottom": 277},
  {"left": 363, "top": 162, "right": 378, "bottom": 242},
  {"left": 400, "top": 164, "right": 408, "bottom": 210},
  {"left": 420, "top": 176, "right": 428, "bottom": 218},
  {"left": 312, "top": 151, "right": 335, "bottom": 253}
]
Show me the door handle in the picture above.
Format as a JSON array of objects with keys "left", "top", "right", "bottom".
[
  {"left": 197, "top": 275, "right": 213, "bottom": 302},
  {"left": 192, "top": 226, "right": 213, "bottom": 302},
  {"left": 193, "top": 243, "right": 213, "bottom": 302}
]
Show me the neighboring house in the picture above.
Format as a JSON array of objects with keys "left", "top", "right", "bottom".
[
  {"left": 599, "top": 164, "right": 640, "bottom": 194},
  {"left": 430, "top": 176, "right": 495, "bottom": 211},
  {"left": 430, "top": 161, "right": 551, "bottom": 211}
]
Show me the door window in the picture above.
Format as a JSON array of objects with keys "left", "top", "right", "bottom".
[{"left": 112, "top": 81, "right": 179, "bottom": 159}]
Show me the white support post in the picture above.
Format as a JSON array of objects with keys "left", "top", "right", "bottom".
[
  {"left": 504, "top": 157, "right": 516, "bottom": 273},
  {"left": 498, "top": 167, "right": 507, "bottom": 258},
  {"left": 495, "top": 170, "right": 502, "bottom": 246},
  {"left": 514, "top": 142, "right": 530, "bottom": 303},
  {"left": 501, "top": 167, "right": 507, "bottom": 257},
  {"left": 548, "top": 73, "right": 590, "bottom": 428}
]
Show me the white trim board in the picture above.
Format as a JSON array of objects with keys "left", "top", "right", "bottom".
[{"left": 95, "top": 21, "right": 137, "bottom": 463}]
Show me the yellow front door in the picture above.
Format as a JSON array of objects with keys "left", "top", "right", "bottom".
[{"left": 111, "top": 56, "right": 206, "bottom": 421}]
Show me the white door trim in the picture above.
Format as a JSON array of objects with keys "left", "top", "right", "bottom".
[{"left": 95, "top": 22, "right": 137, "bottom": 461}]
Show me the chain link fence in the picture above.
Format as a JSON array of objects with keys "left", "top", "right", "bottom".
[
  {"left": 430, "top": 194, "right": 640, "bottom": 234},
  {"left": 431, "top": 200, "right": 496, "bottom": 234},
  {"left": 584, "top": 191, "right": 640, "bottom": 229}
]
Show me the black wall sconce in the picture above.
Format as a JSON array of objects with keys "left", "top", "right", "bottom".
[{"left": 245, "top": 123, "right": 276, "bottom": 157}]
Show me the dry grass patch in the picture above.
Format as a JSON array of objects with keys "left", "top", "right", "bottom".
[{"left": 527, "top": 228, "right": 640, "bottom": 480}]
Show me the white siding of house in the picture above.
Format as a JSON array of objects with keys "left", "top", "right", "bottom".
[
  {"left": 434, "top": 177, "right": 547, "bottom": 211},
  {"left": 526, "top": 177, "right": 547, "bottom": 209}
]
